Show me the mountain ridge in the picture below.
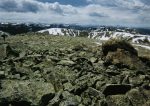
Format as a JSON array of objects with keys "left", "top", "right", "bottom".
[{"left": 38, "top": 28, "right": 150, "bottom": 46}]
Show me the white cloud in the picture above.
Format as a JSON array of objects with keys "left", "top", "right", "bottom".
[{"left": 0, "top": 0, "right": 150, "bottom": 27}]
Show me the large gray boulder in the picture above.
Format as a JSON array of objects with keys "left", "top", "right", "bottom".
[{"left": 0, "top": 80, "right": 55, "bottom": 106}]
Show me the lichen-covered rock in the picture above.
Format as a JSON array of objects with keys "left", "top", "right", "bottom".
[
  {"left": 59, "top": 91, "right": 81, "bottom": 106},
  {"left": 106, "top": 95, "right": 131, "bottom": 106},
  {"left": 126, "top": 88, "right": 147, "bottom": 106},
  {"left": 0, "top": 44, "right": 7, "bottom": 60},
  {"left": 63, "top": 82, "right": 74, "bottom": 91},
  {"left": 0, "top": 80, "right": 55, "bottom": 106}
]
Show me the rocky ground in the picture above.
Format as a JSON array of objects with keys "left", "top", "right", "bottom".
[{"left": 0, "top": 34, "right": 150, "bottom": 106}]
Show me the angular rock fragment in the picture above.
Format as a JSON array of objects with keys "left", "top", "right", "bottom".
[
  {"left": 87, "top": 87, "right": 104, "bottom": 98},
  {"left": 57, "top": 60, "right": 75, "bottom": 66},
  {"left": 105, "top": 69, "right": 120, "bottom": 76},
  {"left": 59, "top": 91, "right": 81, "bottom": 106},
  {"left": 63, "top": 82, "right": 74, "bottom": 91}
]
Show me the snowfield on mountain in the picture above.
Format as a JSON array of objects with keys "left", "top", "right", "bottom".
[
  {"left": 38, "top": 28, "right": 150, "bottom": 48},
  {"left": 38, "top": 28, "right": 80, "bottom": 37}
]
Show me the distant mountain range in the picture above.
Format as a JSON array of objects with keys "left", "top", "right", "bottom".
[
  {"left": 0, "top": 23, "right": 150, "bottom": 46},
  {"left": 0, "top": 23, "right": 150, "bottom": 35}
]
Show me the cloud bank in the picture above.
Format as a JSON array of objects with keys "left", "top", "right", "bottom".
[{"left": 0, "top": 0, "right": 150, "bottom": 27}]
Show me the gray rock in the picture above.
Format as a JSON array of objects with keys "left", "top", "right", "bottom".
[
  {"left": 130, "top": 75, "right": 145, "bottom": 86},
  {"left": 0, "top": 80, "right": 55, "bottom": 106},
  {"left": 122, "top": 75, "right": 130, "bottom": 84},
  {"left": 108, "top": 65, "right": 118, "bottom": 70},
  {"left": 57, "top": 60, "right": 75, "bottom": 66},
  {"left": 96, "top": 99, "right": 108, "bottom": 106},
  {"left": 103, "top": 43, "right": 145, "bottom": 69},
  {"left": 142, "top": 89, "right": 150, "bottom": 100},
  {"left": 13, "top": 74, "right": 21, "bottom": 79},
  {"left": 59, "top": 91, "right": 81, "bottom": 106},
  {"left": 48, "top": 90, "right": 63, "bottom": 106},
  {"left": 96, "top": 81, "right": 106, "bottom": 91},
  {"left": 82, "top": 98, "right": 92, "bottom": 105},
  {"left": 90, "top": 57, "right": 97, "bottom": 63},
  {"left": 49, "top": 56, "right": 60, "bottom": 62},
  {"left": 19, "top": 51, "right": 26, "bottom": 58},
  {"left": 106, "top": 95, "right": 131, "bottom": 106},
  {"left": 88, "top": 87, "right": 105, "bottom": 98},
  {"left": 63, "top": 82, "right": 74, "bottom": 91},
  {"left": 0, "top": 71, "right": 5, "bottom": 79},
  {"left": 23, "top": 60, "right": 34, "bottom": 67},
  {"left": 126, "top": 88, "right": 147, "bottom": 106},
  {"left": 0, "top": 44, "right": 7, "bottom": 60},
  {"left": 105, "top": 69, "right": 120, "bottom": 76},
  {"left": 6, "top": 45, "right": 19, "bottom": 57}
]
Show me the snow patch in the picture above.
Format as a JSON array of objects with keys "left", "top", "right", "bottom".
[
  {"left": 133, "top": 44, "right": 150, "bottom": 50},
  {"left": 38, "top": 28, "right": 64, "bottom": 36},
  {"left": 38, "top": 28, "right": 80, "bottom": 37}
]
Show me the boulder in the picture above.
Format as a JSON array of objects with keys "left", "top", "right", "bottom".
[
  {"left": 102, "top": 39, "right": 145, "bottom": 69},
  {"left": 0, "top": 44, "right": 7, "bottom": 60},
  {"left": 104, "top": 48, "right": 145, "bottom": 69},
  {"left": 0, "top": 80, "right": 55, "bottom": 106},
  {"left": 106, "top": 95, "right": 131, "bottom": 106},
  {"left": 102, "top": 38, "right": 138, "bottom": 56},
  {"left": 126, "top": 88, "right": 147, "bottom": 106}
]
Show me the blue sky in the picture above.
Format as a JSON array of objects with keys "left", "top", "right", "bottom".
[{"left": 0, "top": 0, "right": 150, "bottom": 27}]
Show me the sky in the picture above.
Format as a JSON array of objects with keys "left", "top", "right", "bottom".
[{"left": 0, "top": 0, "right": 150, "bottom": 27}]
